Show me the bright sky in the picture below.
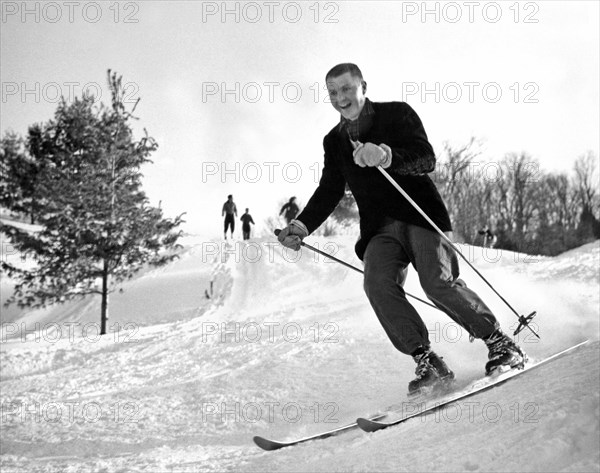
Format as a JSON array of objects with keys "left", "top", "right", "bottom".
[{"left": 1, "top": 1, "right": 599, "bottom": 237}]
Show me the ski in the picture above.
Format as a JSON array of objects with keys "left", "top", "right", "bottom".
[
  {"left": 357, "top": 340, "right": 589, "bottom": 433},
  {"left": 252, "top": 387, "right": 451, "bottom": 451},
  {"left": 253, "top": 413, "right": 388, "bottom": 451}
]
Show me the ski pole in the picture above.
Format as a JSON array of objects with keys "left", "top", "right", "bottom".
[
  {"left": 274, "top": 229, "right": 440, "bottom": 311},
  {"left": 375, "top": 165, "right": 539, "bottom": 339}
]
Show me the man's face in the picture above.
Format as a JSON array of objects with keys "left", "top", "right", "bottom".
[{"left": 326, "top": 72, "right": 366, "bottom": 121}]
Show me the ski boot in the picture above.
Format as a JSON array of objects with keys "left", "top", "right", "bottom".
[
  {"left": 484, "top": 329, "right": 527, "bottom": 375},
  {"left": 408, "top": 349, "right": 455, "bottom": 396}
]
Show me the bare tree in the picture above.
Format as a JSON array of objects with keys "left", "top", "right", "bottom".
[
  {"left": 432, "top": 137, "right": 484, "bottom": 242},
  {"left": 573, "top": 151, "right": 599, "bottom": 214},
  {"left": 494, "top": 153, "right": 541, "bottom": 250},
  {"left": 573, "top": 151, "right": 600, "bottom": 240}
]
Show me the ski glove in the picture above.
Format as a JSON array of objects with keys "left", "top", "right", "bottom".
[
  {"left": 351, "top": 141, "right": 392, "bottom": 168},
  {"left": 277, "top": 219, "right": 308, "bottom": 251}
]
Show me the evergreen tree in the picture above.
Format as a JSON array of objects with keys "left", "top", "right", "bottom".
[
  {"left": 1, "top": 71, "right": 184, "bottom": 335},
  {"left": 0, "top": 131, "right": 45, "bottom": 223}
]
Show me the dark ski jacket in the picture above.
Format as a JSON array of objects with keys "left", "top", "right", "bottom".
[
  {"left": 240, "top": 214, "right": 255, "bottom": 228},
  {"left": 280, "top": 202, "right": 300, "bottom": 222},
  {"left": 296, "top": 101, "right": 451, "bottom": 260},
  {"left": 222, "top": 201, "right": 237, "bottom": 216}
]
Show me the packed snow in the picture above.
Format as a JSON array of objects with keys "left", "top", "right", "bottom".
[{"left": 1, "top": 231, "right": 599, "bottom": 472}]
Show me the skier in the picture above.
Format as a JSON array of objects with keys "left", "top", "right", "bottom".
[
  {"left": 279, "top": 197, "right": 300, "bottom": 224},
  {"left": 277, "top": 63, "right": 525, "bottom": 395},
  {"left": 222, "top": 194, "right": 237, "bottom": 240},
  {"left": 478, "top": 227, "right": 497, "bottom": 248},
  {"left": 240, "top": 208, "right": 255, "bottom": 240}
]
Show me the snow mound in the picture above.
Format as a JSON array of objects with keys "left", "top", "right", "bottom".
[{"left": 1, "top": 235, "right": 598, "bottom": 472}]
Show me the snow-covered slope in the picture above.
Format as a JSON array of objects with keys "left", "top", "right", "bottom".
[{"left": 1, "top": 236, "right": 598, "bottom": 472}]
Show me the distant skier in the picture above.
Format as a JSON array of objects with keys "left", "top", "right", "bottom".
[
  {"left": 478, "top": 227, "right": 497, "bottom": 248},
  {"left": 277, "top": 63, "right": 525, "bottom": 395},
  {"left": 240, "top": 208, "right": 255, "bottom": 240},
  {"left": 222, "top": 195, "right": 237, "bottom": 240},
  {"left": 279, "top": 197, "right": 300, "bottom": 224}
]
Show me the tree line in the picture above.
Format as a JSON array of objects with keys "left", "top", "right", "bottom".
[{"left": 431, "top": 139, "right": 599, "bottom": 255}]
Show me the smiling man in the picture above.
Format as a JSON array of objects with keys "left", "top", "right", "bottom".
[{"left": 277, "top": 63, "right": 526, "bottom": 395}]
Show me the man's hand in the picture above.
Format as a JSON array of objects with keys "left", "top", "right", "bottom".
[
  {"left": 277, "top": 220, "right": 308, "bottom": 251},
  {"left": 352, "top": 141, "right": 392, "bottom": 168}
]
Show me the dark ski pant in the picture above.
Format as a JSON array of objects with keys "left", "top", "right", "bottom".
[
  {"left": 242, "top": 225, "right": 251, "bottom": 240},
  {"left": 224, "top": 214, "right": 235, "bottom": 235},
  {"left": 363, "top": 220, "right": 499, "bottom": 356}
]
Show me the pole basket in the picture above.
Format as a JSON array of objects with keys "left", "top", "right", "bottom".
[{"left": 514, "top": 311, "right": 538, "bottom": 337}]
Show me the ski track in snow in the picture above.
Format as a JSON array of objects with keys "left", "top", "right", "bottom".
[{"left": 1, "top": 236, "right": 599, "bottom": 472}]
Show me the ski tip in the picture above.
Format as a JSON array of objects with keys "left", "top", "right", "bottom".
[
  {"left": 253, "top": 435, "right": 286, "bottom": 451},
  {"left": 356, "top": 417, "right": 386, "bottom": 433}
]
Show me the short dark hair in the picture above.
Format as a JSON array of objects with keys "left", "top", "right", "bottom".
[{"left": 325, "top": 63, "right": 363, "bottom": 82}]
